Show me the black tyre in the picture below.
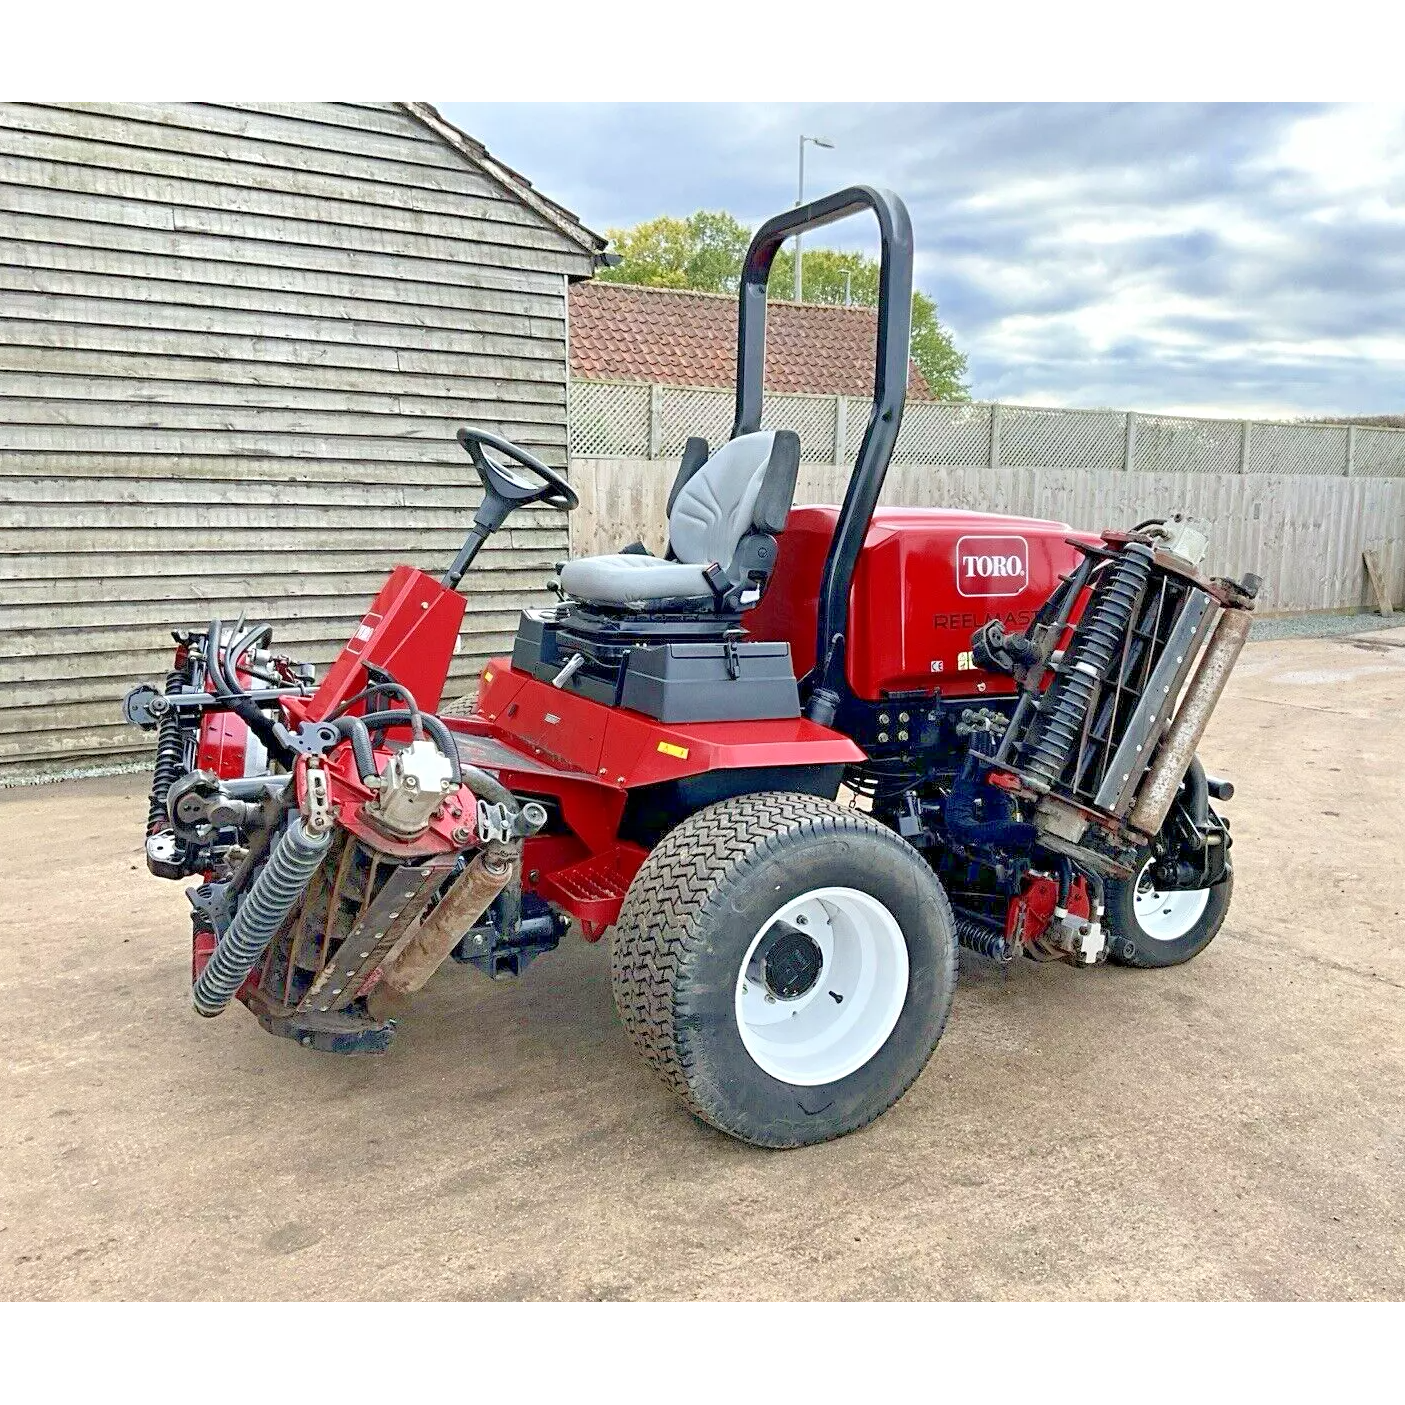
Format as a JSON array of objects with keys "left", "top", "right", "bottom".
[
  {"left": 610, "top": 792, "right": 957, "bottom": 1148},
  {"left": 1105, "top": 852, "right": 1233, "bottom": 969}
]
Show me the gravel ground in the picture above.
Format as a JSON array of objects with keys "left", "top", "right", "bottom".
[
  {"left": 1249, "top": 610, "right": 1399, "bottom": 642},
  {"left": 1, "top": 625, "right": 1402, "bottom": 1301}
]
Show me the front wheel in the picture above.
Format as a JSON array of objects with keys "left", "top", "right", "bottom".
[
  {"left": 1105, "top": 853, "right": 1232, "bottom": 969},
  {"left": 610, "top": 793, "right": 957, "bottom": 1148}
]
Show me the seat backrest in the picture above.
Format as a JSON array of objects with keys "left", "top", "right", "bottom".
[{"left": 667, "top": 429, "right": 799, "bottom": 572}]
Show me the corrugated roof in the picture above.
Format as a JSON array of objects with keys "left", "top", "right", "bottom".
[{"left": 568, "top": 282, "right": 932, "bottom": 399}]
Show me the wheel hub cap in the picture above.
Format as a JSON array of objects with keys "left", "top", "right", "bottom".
[{"left": 761, "top": 924, "right": 824, "bottom": 1000}]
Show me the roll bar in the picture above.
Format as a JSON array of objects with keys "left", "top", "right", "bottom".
[{"left": 731, "top": 186, "right": 915, "bottom": 724}]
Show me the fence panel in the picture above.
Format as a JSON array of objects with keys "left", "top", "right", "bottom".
[
  {"left": 569, "top": 379, "right": 1405, "bottom": 481},
  {"left": 1133, "top": 413, "right": 1242, "bottom": 475},
  {"left": 570, "top": 380, "right": 651, "bottom": 458},
  {"left": 1353, "top": 427, "right": 1405, "bottom": 478},
  {"left": 892, "top": 399, "right": 993, "bottom": 466},
  {"left": 996, "top": 404, "right": 1126, "bottom": 472},
  {"left": 658, "top": 385, "right": 734, "bottom": 458},
  {"left": 759, "top": 392, "right": 838, "bottom": 463},
  {"left": 1246, "top": 421, "right": 1348, "bottom": 476}
]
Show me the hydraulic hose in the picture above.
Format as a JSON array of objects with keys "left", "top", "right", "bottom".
[
  {"left": 191, "top": 812, "right": 332, "bottom": 1017},
  {"left": 203, "top": 615, "right": 293, "bottom": 767},
  {"left": 359, "top": 709, "right": 462, "bottom": 783},
  {"left": 332, "top": 682, "right": 423, "bottom": 739},
  {"left": 331, "top": 715, "right": 379, "bottom": 784},
  {"left": 223, "top": 622, "right": 273, "bottom": 694}
]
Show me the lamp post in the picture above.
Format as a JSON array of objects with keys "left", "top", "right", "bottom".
[{"left": 795, "top": 133, "right": 834, "bottom": 302}]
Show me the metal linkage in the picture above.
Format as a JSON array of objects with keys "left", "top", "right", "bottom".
[
  {"left": 1018, "top": 542, "right": 1154, "bottom": 792},
  {"left": 192, "top": 813, "right": 332, "bottom": 1017}
]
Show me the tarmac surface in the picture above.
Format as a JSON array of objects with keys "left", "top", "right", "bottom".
[{"left": 2, "top": 627, "right": 1402, "bottom": 1300}]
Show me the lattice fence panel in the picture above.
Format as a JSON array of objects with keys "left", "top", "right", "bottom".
[
  {"left": 1246, "top": 422, "right": 1348, "bottom": 476},
  {"left": 1132, "top": 414, "right": 1242, "bottom": 475},
  {"left": 570, "top": 380, "right": 650, "bottom": 457},
  {"left": 893, "top": 400, "right": 993, "bottom": 466},
  {"left": 658, "top": 385, "right": 734, "bottom": 458},
  {"left": 760, "top": 392, "right": 840, "bottom": 463},
  {"left": 1353, "top": 427, "right": 1405, "bottom": 478},
  {"left": 997, "top": 405, "right": 1125, "bottom": 471}
]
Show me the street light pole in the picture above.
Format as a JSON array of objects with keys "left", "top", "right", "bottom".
[{"left": 794, "top": 133, "right": 834, "bottom": 302}]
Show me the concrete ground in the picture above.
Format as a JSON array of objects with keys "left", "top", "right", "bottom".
[{"left": 2, "top": 628, "right": 1402, "bottom": 1301}]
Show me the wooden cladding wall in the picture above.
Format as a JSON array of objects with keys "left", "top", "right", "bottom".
[{"left": 0, "top": 101, "right": 595, "bottom": 777}]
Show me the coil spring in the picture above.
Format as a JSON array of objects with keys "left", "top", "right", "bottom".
[
  {"left": 147, "top": 669, "right": 186, "bottom": 834},
  {"left": 191, "top": 813, "right": 332, "bottom": 1017},
  {"left": 1019, "top": 543, "right": 1154, "bottom": 791},
  {"left": 954, "top": 915, "right": 1015, "bottom": 963}
]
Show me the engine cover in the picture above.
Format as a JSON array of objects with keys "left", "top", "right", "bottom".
[{"left": 744, "top": 506, "right": 1096, "bottom": 701}]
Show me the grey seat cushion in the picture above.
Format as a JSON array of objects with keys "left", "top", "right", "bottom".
[
  {"left": 556, "top": 553, "right": 712, "bottom": 607},
  {"left": 558, "top": 431, "right": 779, "bottom": 608}
]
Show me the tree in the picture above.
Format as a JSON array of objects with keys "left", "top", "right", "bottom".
[
  {"left": 598, "top": 211, "right": 970, "bottom": 400},
  {"left": 596, "top": 211, "right": 753, "bottom": 295}
]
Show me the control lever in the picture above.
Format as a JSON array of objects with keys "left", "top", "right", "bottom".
[{"left": 552, "top": 653, "right": 586, "bottom": 689}]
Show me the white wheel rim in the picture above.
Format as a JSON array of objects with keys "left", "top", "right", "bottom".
[
  {"left": 1133, "top": 858, "right": 1210, "bottom": 941},
  {"left": 733, "top": 886, "right": 909, "bottom": 1087}
]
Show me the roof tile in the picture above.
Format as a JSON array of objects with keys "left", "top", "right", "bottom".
[{"left": 569, "top": 283, "right": 931, "bottom": 399}]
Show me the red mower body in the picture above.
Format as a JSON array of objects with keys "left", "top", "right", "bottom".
[{"left": 745, "top": 505, "right": 1099, "bottom": 701}]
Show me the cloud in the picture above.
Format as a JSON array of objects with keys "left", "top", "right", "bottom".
[{"left": 441, "top": 101, "right": 1405, "bottom": 417}]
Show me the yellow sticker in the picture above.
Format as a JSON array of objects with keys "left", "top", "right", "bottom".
[
  {"left": 482, "top": 668, "right": 494, "bottom": 684},
  {"left": 657, "top": 741, "right": 690, "bottom": 759}
]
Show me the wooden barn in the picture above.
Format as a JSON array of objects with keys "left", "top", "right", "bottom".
[{"left": 0, "top": 101, "right": 605, "bottom": 779}]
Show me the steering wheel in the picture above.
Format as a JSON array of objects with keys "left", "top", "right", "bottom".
[{"left": 457, "top": 426, "right": 579, "bottom": 512}]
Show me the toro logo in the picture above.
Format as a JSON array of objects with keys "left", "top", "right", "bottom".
[{"left": 955, "top": 535, "right": 1029, "bottom": 598}]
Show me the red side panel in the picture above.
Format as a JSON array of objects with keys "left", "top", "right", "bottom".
[
  {"left": 307, "top": 565, "right": 466, "bottom": 718},
  {"left": 473, "top": 665, "right": 864, "bottom": 788}
]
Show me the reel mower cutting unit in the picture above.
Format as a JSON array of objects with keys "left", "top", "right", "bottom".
[{"left": 126, "top": 187, "right": 1258, "bottom": 1147}]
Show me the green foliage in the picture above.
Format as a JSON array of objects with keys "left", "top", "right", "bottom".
[
  {"left": 596, "top": 210, "right": 753, "bottom": 295},
  {"left": 600, "top": 212, "right": 969, "bottom": 400}
]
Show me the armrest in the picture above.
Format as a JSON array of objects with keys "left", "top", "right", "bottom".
[{"left": 751, "top": 430, "right": 801, "bottom": 535}]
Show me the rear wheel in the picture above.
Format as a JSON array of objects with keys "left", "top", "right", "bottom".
[
  {"left": 1105, "top": 853, "right": 1232, "bottom": 968},
  {"left": 610, "top": 793, "right": 957, "bottom": 1148}
]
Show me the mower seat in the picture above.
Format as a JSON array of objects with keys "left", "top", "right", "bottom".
[{"left": 557, "top": 429, "right": 801, "bottom": 611}]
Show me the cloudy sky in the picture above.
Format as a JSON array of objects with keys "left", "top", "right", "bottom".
[{"left": 441, "top": 102, "right": 1405, "bottom": 418}]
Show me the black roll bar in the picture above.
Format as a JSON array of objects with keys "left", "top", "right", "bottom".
[{"left": 731, "top": 186, "right": 914, "bottom": 725}]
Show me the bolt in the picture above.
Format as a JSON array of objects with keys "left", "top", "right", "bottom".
[
  {"left": 878, "top": 731, "right": 889, "bottom": 743},
  {"left": 764, "top": 993, "right": 776, "bottom": 1004},
  {"left": 898, "top": 730, "right": 909, "bottom": 742},
  {"left": 795, "top": 914, "right": 808, "bottom": 925},
  {"left": 451, "top": 826, "right": 471, "bottom": 843},
  {"left": 899, "top": 712, "right": 909, "bottom": 722}
]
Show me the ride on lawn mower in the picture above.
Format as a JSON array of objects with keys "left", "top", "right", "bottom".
[{"left": 125, "top": 187, "right": 1259, "bottom": 1147}]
